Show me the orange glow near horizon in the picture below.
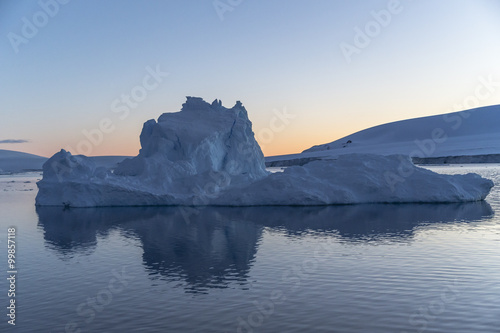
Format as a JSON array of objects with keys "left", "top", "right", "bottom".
[
  {"left": 10, "top": 99, "right": 500, "bottom": 159},
  {"left": 2, "top": 116, "right": 366, "bottom": 158},
  {"left": 6, "top": 131, "right": 343, "bottom": 159}
]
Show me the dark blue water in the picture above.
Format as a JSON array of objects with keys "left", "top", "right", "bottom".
[{"left": 1, "top": 166, "right": 499, "bottom": 332}]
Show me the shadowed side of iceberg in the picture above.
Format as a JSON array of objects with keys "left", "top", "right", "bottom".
[{"left": 214, "top": 154, "right": 494, "bottom": 205}]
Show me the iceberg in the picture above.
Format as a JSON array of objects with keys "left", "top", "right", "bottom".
[{"left": 35, "top": 97, "right": 494, "bottom": 207}]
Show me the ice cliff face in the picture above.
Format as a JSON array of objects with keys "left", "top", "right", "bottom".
[
  {"left": 113, "top": 97, "right": 268, "bottom": 185},
  {"left": 35, "top": 97, "right": 494, "bottom": 207}
]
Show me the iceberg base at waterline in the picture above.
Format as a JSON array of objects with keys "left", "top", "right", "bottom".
[{"left": 35, "top": 97, "right": 494, "bottom": 207}]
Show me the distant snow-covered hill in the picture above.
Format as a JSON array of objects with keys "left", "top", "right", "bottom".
[
  {"left": 266, "top": 105, "right": 500, "bottom": 166},
  {"left": 0, "top": 149, "right": 47, "bottom": 174},
  {"left": 0, "top": 149, "right": 130, "bottom": 174}
]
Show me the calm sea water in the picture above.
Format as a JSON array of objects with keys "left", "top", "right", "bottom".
[{"left": 1, "top": 165, "right": 499, "bottom": 333}]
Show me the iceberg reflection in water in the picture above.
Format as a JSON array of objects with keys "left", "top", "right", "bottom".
[{"left": 36, "top": 202, "right": 493, "bottom": 293}]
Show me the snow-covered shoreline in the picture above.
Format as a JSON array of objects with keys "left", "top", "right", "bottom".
[{"left": 266, "top": 153, "right": 500, "bottom": 167}]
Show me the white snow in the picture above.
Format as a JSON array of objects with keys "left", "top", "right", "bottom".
[
  {"left": 89, "top": 156, "right": 131, "bottom": 169},
  {"left": 35, "top": 97, "right": 494, "bottom": 207},
  {"left": 216, "top": 154, "right": 493, "bottom": 205},
  {"left": 267, "top": 105, "right": 500, "bottom": 165}
]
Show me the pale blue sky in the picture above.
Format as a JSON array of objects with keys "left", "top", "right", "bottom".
[{"left": 1, "top": 0, "right": 500, "bottom": 156}]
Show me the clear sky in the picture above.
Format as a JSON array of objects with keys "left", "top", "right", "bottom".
[{"left": 1, "top": 0, "right": 500, "bottom": 157}]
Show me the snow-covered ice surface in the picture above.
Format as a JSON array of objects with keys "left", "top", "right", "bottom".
[
  {"left": 36, "top": 98, "right": 494, "bottom": 207},
  {"left": 217, "top": 154, "right": 493, "bottom": 205},
  {"left": 267, "top": 105, "right": 500, "bottom": 165}
]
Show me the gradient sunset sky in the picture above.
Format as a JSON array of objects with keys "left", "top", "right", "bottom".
[{"left": 2, "top": 0, "right": 500, "bottom": 157}]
